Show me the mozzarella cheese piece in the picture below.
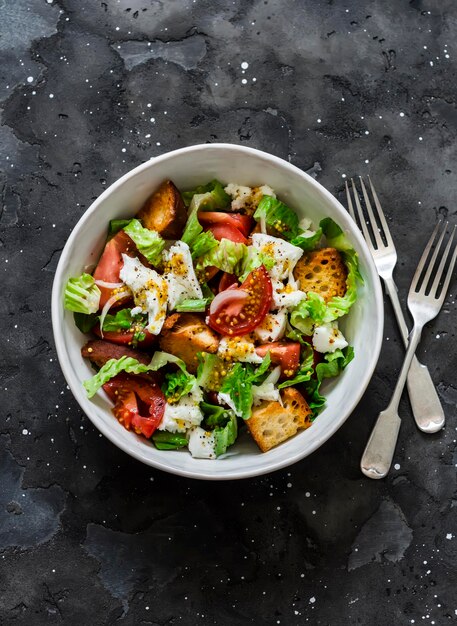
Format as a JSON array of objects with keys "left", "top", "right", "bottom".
[
  {"left": 224, "top": 183, "right": 276, "bottom": 212},
  {"left": 271, "top": 279, "right": 306, "bottom": 310},
  {"left": 251, "top": 234, "right": 304, "bottom": 281},
  {"left": 163, "top": 241, "right": 203, "bottom": 310},
  {"left": 119, "top": 255, "right": 167, "bottom": 335},
  {"left": 218, "top": 335, "right": 263, "bottom": 364},
  {"left": 254, "top": 309, "right": 287, "bottom": 342},
  {"left": 312, "top": 322, "right": 348, "bottom": 354},
  {"left": 252, "top": 382, "right": 282, "bottom": 405},
  {"left": 187, "top": 427, "right": 216, "bottom": 459},
  {"left": 158, "top": 391, "right": 204, "bottom": 433}
]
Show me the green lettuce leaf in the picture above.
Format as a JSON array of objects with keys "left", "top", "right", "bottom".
[
  {"left": 254, "top": 195, "right": 300, "bottom": 240},
  {"left": 213, "top": 413, "right": 238, "bottom": 456},
  {"left": 83, "top": 351, "right": 195, "bottom": 399},
  {"left": 108, "top": 219, "right": 131, "bottom": 239},
  {"left": 219, "top": 356, "right": 272, "bottom": 421},
  {"left": 196, "top": 353, "right": 225, "bottom": 390},
  {"left": 320, "top": 217, "right": 353, "bottom": 252},
  {"left": 182, "top": 180, "right": 230, "bottom": 208},
  {"left": 302, "top": 346, "right": 355, "bottom": 416},
  {"left": 83, "top": 356, "right": 150, "bottom": 398},
  {"left": 200, "top": 402, "right": 233, "bottom": 428},
  {"left": 73, "top": 312, "right": 98, "bottom": 333},
  {"left": 238, "top": 247, "right": 275, "bottom": 282},
  {"left": 123, "top": 219, "right": 165, "bottom": 265},
  {"left": 181, "top": 181, "right": 230, "bottom": 247},
  {"left": 152, "top": 431, "right": 188, "bottom": 450},
  {"left": 195, "top": 239, "right": 247, "bottom": 275},
  {"left": 175, "top": 298, "right": 211, "bottom": 313},
  {"left": 162, "top": 369, "right": 195, "bottom": 402},
  {"left": 191, "top": 230, "right": 218, "bottom": 259},
  {"left": 64, "top": 274, "right": 101, "bottom": 314},
  {"left": 290, "top": 227, "right": 322, "bottom": 251}
]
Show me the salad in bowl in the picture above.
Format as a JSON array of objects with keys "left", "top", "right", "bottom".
[{"left": 63, "top": 178, "right": 362, "bottom": 460}]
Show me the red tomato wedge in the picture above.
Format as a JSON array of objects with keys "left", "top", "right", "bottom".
[
  {"left": 255, "top": 342, "right": 301, "bottom": 377},
  {"left": 93, "top": 230, "right": 139, "bottom": 309},
  {"left": 208, "top": 265, "right": 272, "bottom": 336},
  {"left": 93, "top": 324, "right": 156, "bottom": 348},
  {"left": 219, "top": 272, "right": 238, "bottom": 292},
  {"left": 198, "top": 212, "right": 253, "bottom": 237},
  {"left": 207, "top": 224, "right": 248, "bottom": 244},
  {"left": 103, "top": 373, "right": 165, "bottom": 438}
]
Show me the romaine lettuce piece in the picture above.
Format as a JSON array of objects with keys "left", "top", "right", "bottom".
[
  {"left": 83, "top": 356, "right": 149, "bottom": 398},
  {"left": 181, "top": 180, "right": 230, "bottom": 247},
  {"left": 219, "top": 355, "right": 272, "bottom": 421},
  {"left": 182, "top": 180, "right": 230, "bottom": 208},
  {"left": 191, "top": 230, "right": 218, "bottom": 259},
  {"left": 320, "top": 217, "right": 353, "bottom": 252},
  {"left": 152, "top": 431, "right": 188, "bottom": 450},
  {"left": 162, "top": 369, "right": 196, "bottom": 402},
  {"left": 64, "top": 274, "right": 101, "bottom": 314},
  {"left": 195, "top": 239, "right": 247, "bottom": 275},
  {"left": 302, "top": 346, "right": 354, "bottom": 415},
  {"left": 175, "top": 298, "right": 211, "bottom": 313},
  {"left": 213, "top": 413, "right": 238, "bottom": 456},
  {"left": 254, "top": 195, "right": 300, "bottom": 240},
  {"left": 108, "top": 219, "right": 131, "bottom": 239},
  {"left": 123, "top": 219, "right": 165, "bottom": 265},
  {"left": 290, "top": 227, "right": 323, "bottom": 251}
]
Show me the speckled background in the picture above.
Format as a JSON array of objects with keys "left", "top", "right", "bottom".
[{"left": 1, "top": 1, "right": 457, "bottom": 624}]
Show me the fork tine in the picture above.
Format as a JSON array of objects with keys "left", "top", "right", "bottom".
[
  {"left": 351, "top": 178, "right": 374, "bottom": 249},
  {"left": 410, "top": 220, "right": 442, "bottom": 293},
  {"left": 438, "top": 236, "right": 457, "bottom": 304},
  {"left": 345, "top": 181, "right": 357, "bottom": 222},
  {"left": 359, "top": 177, "right": 384, "bottom": 249},
  {"left": 430, "top": 225, "right": 456, "bottom": 300},
  {"left": 418, "top": 221, "right": 447, "bottom": 294},
  {"left": 367, "top": 176, "right": 395, "bottom": 249}
]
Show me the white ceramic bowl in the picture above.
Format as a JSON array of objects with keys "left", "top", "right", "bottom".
[{"left": 52, "top": 144, "right": 383, "bottom": 480}]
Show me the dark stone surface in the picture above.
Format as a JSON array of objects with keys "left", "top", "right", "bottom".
[{"left": 1, "top": 1, "right": 456, "bottom": 624}]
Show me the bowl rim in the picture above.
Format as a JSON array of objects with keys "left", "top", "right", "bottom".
[{"left": 51, "top": 142, "right": 384, "bottom": 480}]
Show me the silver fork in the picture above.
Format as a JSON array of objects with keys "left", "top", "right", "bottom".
[
  {"left": 361, "top": 221, "right": 456, "bottom": 479},
  {"left": 346, "top": 177, "right": 445, "bottom": 433}
]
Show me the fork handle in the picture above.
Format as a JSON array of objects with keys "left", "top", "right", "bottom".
[
  {"left": 383, "top": 277, "right": 445, "bottom": 433},
  {"left": 361, "top": 409, "right": 401, "bottom": 479}
]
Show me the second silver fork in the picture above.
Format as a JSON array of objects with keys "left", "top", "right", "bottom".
[{"left": 346, "top": 177, "right": 445, "bottom": 433}]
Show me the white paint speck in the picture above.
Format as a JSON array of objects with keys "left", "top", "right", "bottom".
[
  {"left": 27, "top": 76, "right": 33, "bottom": 83},
  {"left": 241, "top": 61, "right": 249, "bottom": 70},
  {"left": 446, "top": 533, "right": 453, "bottom": 540},
  {"left": 22, "top": 429, "right": 28, "bottom": 435},
  {"left": 399, "top": 112, "right": 405, "bottom": 117},
  {"left": 49, "top": 93, "right": 54, "bottom": 98},
  {"left": 317, "top": 118, "right": 321, "bottom": 123},
  {"left": 305, "top": 491, "right": 311, "bottom": 497},
  {"left": 241, "top": 78, "right": 247, "bottom": 85},
  {"left": 394, "top": 463, "right": 400, "bottom": 470},
  {"left": 309, "top": 597, "right": 316, "bottom": 604}
]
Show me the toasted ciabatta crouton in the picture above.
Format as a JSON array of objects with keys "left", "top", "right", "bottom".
[
  {"left": 159, "top": 313, "right": 219, "bottom": 373},
  {"left": 247, "top": 387, "right": 312, "bottom": 452},
  {"left": 293, "top": 247, "right": 347, "bottom": 302},
  {"left": 136, "top": 180, "right": 187, "bottom": 239}
]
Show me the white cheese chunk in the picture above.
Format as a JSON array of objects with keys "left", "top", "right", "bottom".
[
  {"left": 271, "top": 279, "right": 307, "bottom": 310},
  {"left": 163, "top": 240, "right": 203, "bottom": 310},
  {"left": 312, "top": 322, "right": 348, "bottom": 354},
  {"left": 251, "top": 234, "right": 304, "bottom": 281},
  {"left": 119, "top": 255, "right": 167, "bottom": 335},
  {"left": 218, "top": 335, "right": 263, "bottom": 364},
  {"left": 254, "top": 309, "right": 288, "bottom": 342},
  {"left": 158, "top": 394, "right": 204, "bottom": 433},
  {"left": 224, "top": 183, "right": 276, "bottom": 212},
  {"left": 187, "top": 427, "right": 216, "bottom": 459}
]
